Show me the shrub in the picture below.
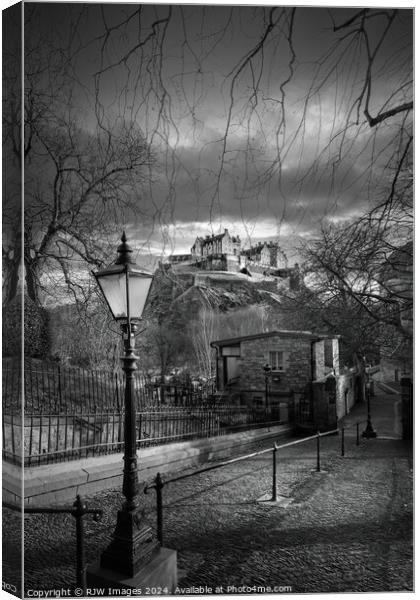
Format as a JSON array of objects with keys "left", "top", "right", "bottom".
[{"left": 2, "top": 294, "right": 50, "bottom": 357}]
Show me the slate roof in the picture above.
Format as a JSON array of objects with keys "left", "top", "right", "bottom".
[{"left": 211, "top": 329, "right": 340, "bottom": 347}]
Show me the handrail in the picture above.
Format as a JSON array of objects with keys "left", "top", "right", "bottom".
[
  {"left": 144, "top": 426, "right": 350, "bottom": 546},
  {"left": 3, "top": 501, "right": 73, "bottom": 513},
  {"left": 2, "top": 495, "right": 102, "bottom": 594},
  {"left": 145, "top": 427, "right": 339, "bottom": 491},
  {"left": 3, "top": 500, "right": 103, "bottom": 518}
]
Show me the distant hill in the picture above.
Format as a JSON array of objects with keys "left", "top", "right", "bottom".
[
  {"left": 40, "top": 264, "right": 300, "bottom": 371},
  {"left": 146, "top": 265, "right": 294, "bottom": 322}
]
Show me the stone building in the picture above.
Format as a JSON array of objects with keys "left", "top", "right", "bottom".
[
  {"left": 165, "top": 253, "right": 192, "bottom": 265},
  {"left": 211, "top": 330, "right": 341, "bottom": 430},
  {"left": 240, "top": 241, "right": 288, "bottom": 270},
  {"left": 165, "top": 228, "right": 300, "bottom": 290},
  {"left": 191, "top": 229, "right": 241, "bottom": 258}
]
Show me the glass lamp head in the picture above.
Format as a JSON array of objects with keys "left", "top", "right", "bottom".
[{"left": 93, "top": 232, "right": 154, "bottom": 322}]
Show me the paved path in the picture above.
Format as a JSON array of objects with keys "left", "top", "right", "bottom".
[
  {"left": 340, "top": 390, "right": 402, "bottom": 438},
  {"left": 2, "top": 393, "right": 413, "bottom": 595}
]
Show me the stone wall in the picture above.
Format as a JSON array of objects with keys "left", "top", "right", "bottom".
[
  {"left": 312, "top": 378, "right": 338, "bottom": 431},
  {"left": 307, "top": 371, "right": 356, "bottom": 429},
  {"left": 3, "top": 424, "right": 291, "bottom": 506},
  {"left": 377, "top": 358, "right": 404, "bottom": 383},
  {"left": 336, "top": 371, "right": 357, "bottom": 421},
  {"left": 401, "top": 376, "right": 413, "bottom": 440},
  {"left": 199, "top": 255, "right": 228, "bottom": 271},
  {"left": 3, "top": 411, "right": 258, "bottom": 464},
  {"left": 236, "top": 335, "right": 312, "bottom": 398}
]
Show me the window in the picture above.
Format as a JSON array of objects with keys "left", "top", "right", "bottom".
[
  {"left": 269, "top": 350, "right": 284, "bottom": 371},
  {"left": 221, "top": 345, "right": 241, "bottom": 357},
  {"left": 324, "top": 338, "right": 333, "bottom": 368}
]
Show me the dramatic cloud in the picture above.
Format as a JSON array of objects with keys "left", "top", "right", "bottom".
[{"left": 23, "top": 2, "right": 413, "bottom": 264}]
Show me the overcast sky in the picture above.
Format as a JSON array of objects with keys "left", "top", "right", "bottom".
[{"left": 26, "top": 2, "right": 413, "bottom": 264}]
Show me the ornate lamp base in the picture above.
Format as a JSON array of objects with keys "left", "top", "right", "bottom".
[
  {"left": 100, "top": 508, "right": 160, "bottom": 578},
  {"left": 362, "top": 418, "right": 377, "bottom": 439},
  {"left": 87, "top": 546, "right": 177, "bottom": 593}
]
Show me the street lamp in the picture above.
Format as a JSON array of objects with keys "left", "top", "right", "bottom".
[
  {"left": 362, "top": 362, "right": 377, "bottom": 439},
  {"left": 92, "top": 232, "right": 157, "bottom": 576},
  {"left": 263, "top": 363, "right": 272, "bottom": 410}
]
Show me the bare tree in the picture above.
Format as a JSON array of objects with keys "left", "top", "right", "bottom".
[
  {"left": 2, "top": 5, "right": 154, "bottom": 307},
  {"left": 2, "top": 5, "right": 412, "bottom": 369},
  {"left": 92, "top": 6, "right": 412, "bottom": 238},
  {"left": 190, "top": 306, "right": 218, "bottom": 380},
  {"left": 302, "top": 157, "right": 412, "bottom": 340},
  {"left": 190, "top": 303, "right": 270, "bottom": 379},
  {"left": 274, "top": 161, "right": 413, "bottom": 369},
  {"left": 4, "top": 6, "right": 412, "bottom": 304},
  {"left": 49, "top": 300, "right": 120, "bottom": 369}
]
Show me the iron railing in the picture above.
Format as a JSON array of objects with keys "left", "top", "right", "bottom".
[
  {"left": 145, "top": 422, "right": 364, "bottom": 546},
  {"left": 2, "top": 495, "right": 102, "bottom": 595},
  {"left": 3, "top": 406, "right": 285, "bottom": 466},
  {"left": 3, "top": 360, "right": 218, "bottom": 414}
]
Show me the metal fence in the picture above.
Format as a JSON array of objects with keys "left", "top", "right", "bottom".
[
  {"left": 2, "top": 360, "right": 218, "bottom": 414},
  {"left": 3, "top": 405, "right": 283, "bottom": 466},
  {"left": 2, "top": 360, "right": 286, "bottom": 466}
]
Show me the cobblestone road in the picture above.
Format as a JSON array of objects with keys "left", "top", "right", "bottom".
[{"left": 2, "top": 395, "right": 413, "bottom": 595}]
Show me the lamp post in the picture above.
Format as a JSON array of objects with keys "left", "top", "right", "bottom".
[
  {"left": 263, "top": 363, "right": 271, "bottom": 410},
  {"left": 362, "top": 362, "right": 377, "bottom": 439},
  {"left": 92, "top": 232, "right": 158, "bottom": 577}
]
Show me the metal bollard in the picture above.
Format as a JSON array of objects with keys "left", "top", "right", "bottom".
[
  {"left": 271, "top": 443, "right": 278, "bottom": 501},
  {"left": 341, "top": 427, "right": 345, "bottom": 457},
  {"left": 73, "top": 495, "right": 87, "bottom": 595},
  {"left": 356, "top": 422, "right": 360, "bottom": 446},
  {"left": 155, "top": 472, "right": 164, "bottom": 546},
  {"left": 316, "top": 431, "right": 321, "bottom": 472}
]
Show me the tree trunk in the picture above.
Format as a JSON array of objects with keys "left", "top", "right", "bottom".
[
  {"left": 353, "top": 352, "right": 366, "bottom": 403},
  {"left": 2, "top": 229, "right": 21, "bottom": 305},
  {"left": 2, "top": 254, "right": 20, "bottom": 304},
  {"left": 2, "top": 226, "right": 41, "bottom": 306},
  {"left": 24, "top": 257, "right": 39, "bottom": 304}
]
